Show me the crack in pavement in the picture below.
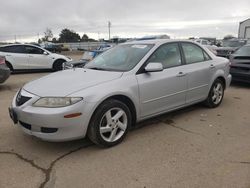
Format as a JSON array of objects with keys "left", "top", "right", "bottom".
[
  {"left": 0, "top": 142, "right": 93, "bottom": 188},
  {"left": 158, "top": 118, "right": 205, "bottom": 137},
  {"left": 231, "top": 161, "right": 250, "bottom": 165},
  {"left": 167, "top": 123, "right": 205, "bottom": 137}
]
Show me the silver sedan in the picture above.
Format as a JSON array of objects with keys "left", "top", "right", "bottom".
[{"left": 9, "top": 39, "right": 231, "bottom": 147}]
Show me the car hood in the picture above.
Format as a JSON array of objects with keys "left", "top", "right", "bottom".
[
  {"left": 50, "top": 53, "right": 72, "bottom": 61},
  {"left": 23, "top": 69, "right": 123, "bottom": 97}
]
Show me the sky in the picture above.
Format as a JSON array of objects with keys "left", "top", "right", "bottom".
[{"left": 0, "top": 0, "right": 250, "bottom": 42}]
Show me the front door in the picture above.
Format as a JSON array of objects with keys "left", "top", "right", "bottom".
[
  {"left": 24, "top": 46, "right": 51, "bottom": 69},
  {"left": 136, "top": 43, "right": 187, "bottom": 118}
]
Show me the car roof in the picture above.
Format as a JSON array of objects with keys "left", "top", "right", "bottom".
[
  {"left": 124, "top": 39, "right": 195, "bottom": 45},
  {"left": 0, "top": 44, "right": 39, "bottom": 48}
]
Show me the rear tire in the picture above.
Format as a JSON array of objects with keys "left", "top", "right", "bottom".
[
  {"left": 204, "top": 79, "right": 225, "bottom": 108},
  {"left": 87, "top": 99, "right": 132, "bottom": 147},
  {"left": 53, "top": 59, "right": 65, "bottom": 71}
]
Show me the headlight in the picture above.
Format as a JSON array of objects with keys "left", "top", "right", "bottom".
[{"left": 33, "top": 97, "right": 83, "bottom": 108}]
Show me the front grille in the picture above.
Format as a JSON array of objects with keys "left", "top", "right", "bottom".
[
  {"left": 19, "top": 121, "right": 31, "bottom": 130},
  {"left": 16, "top": 91, "right": 32, "bottom": 106}
]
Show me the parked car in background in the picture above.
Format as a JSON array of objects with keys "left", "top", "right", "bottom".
[
  {"left": 194, "top": 39, "right": 210, "bottom": 45},
  {"left": 199, "top": 37, "right": 217, "bottom": 46},
  {"left": 194, "top": 39, "right": 218, "bottom": 55},
  {"left": 136, "top": 35, "right": 170, "bottom": 41},
  {"left": 64, "top": 44, "right": 113, "bottom": 69},
  {"left": 229, "top": 44, "right": 250, "bottom": 83},
  {"left": 0, "top": 56, "right": 10, "bottom": 84},
  {"left": 216, "top": 39, "right": 248, "bottom": 58},
  {"left": 0, "top": 44, "right": 71, "bottom": 72},
  {"left": 9, "top": 39, "right": 231, "bottom": 147},
  {"left": 40, "top": 42, "right": 62, "bottom": 53}
]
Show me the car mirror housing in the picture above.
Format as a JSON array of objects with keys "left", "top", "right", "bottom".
[
  {"left": 43, "top": 51, "right": 49, "bottom": 55},
  {"left": 144, "top": 62, "right": 163, "bottom": 72}
]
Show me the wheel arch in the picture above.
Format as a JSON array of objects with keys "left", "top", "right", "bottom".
[
  {"left": 216, "top": 76, "right": 226, "bottom": 88},
  {"left": 52, "top": 58, "right": 66, "bottom": 69},
  {"left": 5, "top": 61, "right": 13, "bottom": 71},
  {"left": 90, "top": 94, "right": 137, "bottom": 128}
]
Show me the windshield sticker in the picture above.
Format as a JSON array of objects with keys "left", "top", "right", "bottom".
[{"left": 131, "top": 45, "right": 148, "bottom": 49}]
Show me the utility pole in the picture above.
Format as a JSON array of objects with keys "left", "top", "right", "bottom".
[{"left": 108, "top": 21, "right": 111, "bottom": 41}]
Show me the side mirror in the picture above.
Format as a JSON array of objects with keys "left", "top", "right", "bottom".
[
  {"left": 144, "top": 62, "right": 163, "bottom": 72},
  {"left": 43, "top": 51, "right": 49, "bottom": 55}
]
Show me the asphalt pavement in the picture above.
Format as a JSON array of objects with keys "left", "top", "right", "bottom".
[{"left": 0, "top": 70, "right": 250, "bottom": 188}]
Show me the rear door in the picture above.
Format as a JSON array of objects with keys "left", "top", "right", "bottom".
[
  {"left": 0, "top": 45, "right": 28, "bottom": 69},
  {"left": 180, "top": 42, "right": 215, "bottom": 104},
  {"left": 24, "top": 45, "right": 52, "bottom": 69},
  {"left": 136, "top": 42, "right": 187, "bottom": 118}
]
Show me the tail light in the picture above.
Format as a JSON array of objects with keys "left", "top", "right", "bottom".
[{"left": 0, "top": 56, "right": 5, "bottom": 65}]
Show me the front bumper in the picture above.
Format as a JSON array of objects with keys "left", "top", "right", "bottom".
[
  {"left": 9, "top": 89, "right": 93, "bottom": 142},
  {"left": 230, "top": 70, "right": 250, "bottom": 83}
]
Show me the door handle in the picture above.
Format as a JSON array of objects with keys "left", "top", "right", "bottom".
[
  {"left": 176, "top": 72, "right": 187, "bottom": 77},
  {"left": 210, "top": 64, "right": 215, "bottom": 69},
  {"left": 6, "top": 54, "right": 11, "bottom": 57}
]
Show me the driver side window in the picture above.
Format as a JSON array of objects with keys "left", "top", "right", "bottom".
[{"left": 147, "top": 43, "right": 182, "bottom": 69}]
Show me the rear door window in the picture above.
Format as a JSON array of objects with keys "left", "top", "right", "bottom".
[
  {"left": 181, "top": 43, "right": 210, "bottom": 64},
  {"left": 0, "top": 45, "right": 25, "bottom": 53}
]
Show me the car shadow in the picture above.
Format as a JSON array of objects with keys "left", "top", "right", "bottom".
[
  {"left": 133, "top": 103, "right": 204, "bottom": 131},
  {"left": 230, "top": 81, "right": 250, "bottom": 89}
]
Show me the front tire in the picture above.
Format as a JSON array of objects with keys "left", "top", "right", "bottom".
[
  {"left": 53, "top": 59, "right": 65, "bottom": 71},
  {"left": 87, "top": 99, "right": 132, "bottom": 147},
  {"left": 204, "top": 79, "right": 225, "bottom": 108}
]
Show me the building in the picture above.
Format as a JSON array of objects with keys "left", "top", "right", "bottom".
[{"left": 238, "top": 18, "right": 250, "bottom": 39}]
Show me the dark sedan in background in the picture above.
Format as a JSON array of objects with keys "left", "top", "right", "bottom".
[
  {"left": 230, "top": 44, "right": 250, "bottom": 83},
  {"left": 217, "top": 39, "right": 248, "bottom": 58},
  {"left": 0, "top": 56, "right": 10, "bottom": 84}
]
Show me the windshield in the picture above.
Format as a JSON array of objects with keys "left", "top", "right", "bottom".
[
  {"left": 234, "top": 46, "right": 250, "bottom": 56},
  {"left": 85, "top": 44, "right": 154, "bottom": 71},
  {"left": 222, "top": 40, "right": 246, "bottom": 47}
]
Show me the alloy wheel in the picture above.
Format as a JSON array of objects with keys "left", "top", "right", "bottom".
[
  {"left": 212, "top": 82, "right": 223, "bottom": 105},
  {"left": 99, "top": 108, "right": 128, "bottom": 143}
]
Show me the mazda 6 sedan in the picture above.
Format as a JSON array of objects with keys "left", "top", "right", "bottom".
[{"left": 9, "top": 40, "right": 232, "bottom": 147}]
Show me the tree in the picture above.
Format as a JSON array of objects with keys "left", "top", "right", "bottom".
[
  {"left": 42, "top": 28, "right": 53, "bottom": 42},
  {"left": 52, "top": 37, "right": 57, "bottom": 43},
  {"left": 38, "top": 38, "right": 42, "bottom": 44},
  {"left": 81, "top": 34, "right": 89, "bottom": 42},
  {"left": 58, "top": 28, "right": 81, "bottom": 43}
]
